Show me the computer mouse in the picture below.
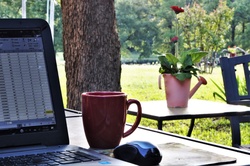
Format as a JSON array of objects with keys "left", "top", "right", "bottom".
[{"left": 113, "top": 141, "right": 162, "bottom": 165}]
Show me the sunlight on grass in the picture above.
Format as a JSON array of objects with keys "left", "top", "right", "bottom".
[
  {"left": 121, "top": 64, "right": 165, "bottom": 101},
  {"left": 56, "top": 55, "right": 67, "bottom": 107},
  {"left": 121, "top": 64, "right": 225, "bottom": 102}
]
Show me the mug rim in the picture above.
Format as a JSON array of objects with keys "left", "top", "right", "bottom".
[{"left": 82, "top": 91, "right": 126, "bottom": 97}]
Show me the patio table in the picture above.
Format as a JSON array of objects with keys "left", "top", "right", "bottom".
[{"left": 127, "top": 99, "right": 250, "bottom": 136}]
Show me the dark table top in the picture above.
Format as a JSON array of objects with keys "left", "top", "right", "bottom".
[{"left": 66, "top": 113, "right": 250, "bottom": 165}]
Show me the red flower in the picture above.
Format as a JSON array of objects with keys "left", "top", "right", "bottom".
[
  {"left": 171, "top": 6, "right": 184, "bottom": 14},
  {"left": 171, "top": 36, "right": 178, "bottom": 43}
]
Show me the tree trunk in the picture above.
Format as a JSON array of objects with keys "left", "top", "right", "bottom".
[{"left": 61, "top": 0, "right": 121, "bottom": 110}]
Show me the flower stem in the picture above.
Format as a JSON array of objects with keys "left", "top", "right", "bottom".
[{"left": 175, "top": 21, "right": 179, "bottom": 57}]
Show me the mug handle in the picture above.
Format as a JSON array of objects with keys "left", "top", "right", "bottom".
[{"left": 123, "top": 99, "right": 142, "bottom": 137}]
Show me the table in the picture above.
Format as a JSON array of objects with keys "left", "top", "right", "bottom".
[
  {"left": 65, "top": 114, "right": 250, "bottom": 165},
  {"left": 127, "top": 99, "right": 250, "bottom": 136}
]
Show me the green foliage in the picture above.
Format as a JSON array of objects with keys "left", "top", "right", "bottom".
[
  {"left": 115, "top": 0, "right": 250, "bottom": 64},
  {"left": 237, "top": 77, "right": 248, "bottom": 95},
  {"left": 26, "top": 1, "right": 46, "bottom": 19},
  {"left": 230, "top": 0, "right": 250, "bottom": 48},
  {"left": 211, "top": 79, "right": 226, "bottom": 102},
  {"left": 178, "top": 1, "right": 233, "bottom": 54},
  {"left": 115, "top": 0, "right": 160, "bottom": 58},
  {"left": 211, "top": 75, "right": 248, "bottom": 102},
  {"left": 158, "top": 49, "right": 207, "bottom": 81},
  {"left": 115, "top": 0, "right": 237, "bottom": 61},
  {"left": 0, "top": 0, "right": 63, "bottom": 52},
  {"left": 53, "top": 4, "right": 63, "bottom": 52},
  {"left": 0, "top": 1, "right": 21, "bottom": 18},
  {"left": 2, "top": 0, "right": 250, "bottom": 59}
]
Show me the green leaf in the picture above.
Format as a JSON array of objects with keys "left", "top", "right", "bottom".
[
  {"left": 210, "top": 79, "right": 226, "bottom": 101},
  {"left": 180, "top": 49, "right": 207, "bottom": 64},
  {"left": 210, "top": 79, "right": 225, "bottom": 95},
  {"left": 190, "top": 51, "right": 208, "bottom": 63},
  {"left": 158, "top": 56, "right": 171, "bottom": 67},
  {"left": 153, "top": 51, "right": 162, "bottom": 55},
  {"left": 181, "top": 55, "right": 193, "bottom": 68},
  {"left": 165, "top": 53, "right": 179, "bottom": 65},
  {"left": 157, "top": 48, "right": 207, "bottom": 79},
  {"left": 180, "top": 48, "right": 199, "bottom": 56},
  {"left": 174, "top": 73, "right": 192, "bottom": 81},
  {"left": 213, "top": 92, "right": 226, "bottom": 102}
]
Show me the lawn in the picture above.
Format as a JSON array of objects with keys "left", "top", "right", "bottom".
[{"left": 57, "top": 57, "right": 250, "bottom": 147}]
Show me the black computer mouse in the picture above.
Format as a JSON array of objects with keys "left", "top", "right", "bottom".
[{"left": 113, "top": 141, "right": 162, "bottom": 165}]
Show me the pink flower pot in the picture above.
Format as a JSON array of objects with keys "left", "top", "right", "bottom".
[{"left": 162, "top": 74, "right": 191, "bottom": 108}]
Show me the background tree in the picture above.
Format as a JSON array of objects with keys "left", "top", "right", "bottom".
[
  {"left": 177, "top": 1, "right": 233, "bottom": 73},
  {"left": 0, "top": 1, "right": 21, "bottom": 18},
  {"left": 115, "top": 0, "right": 249, "bottom": 63},
  {"left": 1, "top": 0, "right": 249, "bottom": 59},
  {"left": 61, "top": 0, "right": 121, "bottom": 110},
  {"left": 228, "top": 0, "right": 250, "bottom": 50},
  {"left": 115, "top": 0, "right": 159, "bottom": 59},
  {"left": 178, "top": 1, "right": 233, "bottom": 51},
  {"left": 26, "top": 0, "right": 63, "bottom": 52},
  {"left": 0, "top": 0, "right": 63, "bottom": 52},
  {"left": 153, "top": 0, "right": 185, "bottom": 55},
  {"left": 53, "top": 2, "right": 63, "bottom": 52}
]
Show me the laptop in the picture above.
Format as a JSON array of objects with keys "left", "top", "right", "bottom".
[{"left": 0, "top": 19, "right": 132, "bottom": 165}]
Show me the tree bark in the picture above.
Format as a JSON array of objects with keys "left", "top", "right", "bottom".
[{"left": 61, "top": 0, "right": 121, "bottom": 110}]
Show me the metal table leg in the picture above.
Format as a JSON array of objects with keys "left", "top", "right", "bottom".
[
  {"left": 158, "top": 120, "right": 163, "bottom": 130},
  {"left": 187, "top": 118, "right": 195, "bottom": 137}
]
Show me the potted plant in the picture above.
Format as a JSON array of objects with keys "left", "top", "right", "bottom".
[
  {"left": 158, "top": 48, "right": 207, "bottom": 81},
  {"left": 156, "top": 5, "right": 208, "bottom": 108},
  {"left": 158, "top": 48, "right": 208, "bottom": 108}
]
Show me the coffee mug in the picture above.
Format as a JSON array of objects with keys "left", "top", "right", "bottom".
[{"left": 82, "top": 91, "right": 142, "bottom": 149}]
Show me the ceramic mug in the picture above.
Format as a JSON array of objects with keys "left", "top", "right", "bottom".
[{"left": 82, "top": 91, "right": 142, "bottom": 149}]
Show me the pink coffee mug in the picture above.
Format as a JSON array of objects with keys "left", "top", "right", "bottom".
[{"left": 82, "top": 91, "right": 142, "bottom": 149}]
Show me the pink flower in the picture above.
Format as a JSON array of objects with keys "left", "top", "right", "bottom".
[{"left": 171, "top": 6, "right": 184, "bottom": 14}]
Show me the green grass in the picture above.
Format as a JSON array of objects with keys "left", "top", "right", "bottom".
[
  {"left": 121, "top": 64, "right": 224, "bottom": 101},
  {"left": 58, "top": 62, "right": 250, "bottom": 147},
  {"left": 57, "top": 57, "right": 67, "bottom": 107}
]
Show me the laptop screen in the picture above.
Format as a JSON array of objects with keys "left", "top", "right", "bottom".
[
  {"left": 0, "top": 19, "right": 69, "bottom": 148},
  {"left": 0, "top": 30, "right": 56, "bottom": 135}
]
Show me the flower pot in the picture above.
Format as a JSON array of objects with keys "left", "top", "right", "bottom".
[
  {"left": 159, "top": 74, "right": 207, "bottom": 108},
  {"left": 161, "top": 74, "right": 191, "bottom": 108}
]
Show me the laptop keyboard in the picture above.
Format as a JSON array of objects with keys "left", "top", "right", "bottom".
[{"left": 0, "top": 150, "right": 101, "bottom": 165}]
